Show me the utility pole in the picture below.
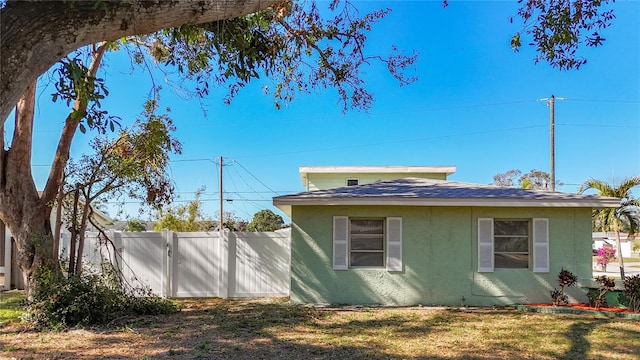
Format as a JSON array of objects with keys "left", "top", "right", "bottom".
[
  {"left": 219, "top": 156, "right": 223, "bottom": 232},
  {"left": 539, "top": 95, "right": 566, "bottom": 191},
  {"left": 549, "top": 95, "right": 555, "bottom": 191}
]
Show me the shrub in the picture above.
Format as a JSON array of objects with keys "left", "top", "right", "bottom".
[
  {"left": 550, "top": 268, "right": 578, "bottom": 306},
  {"left": 623, "top": 274, "right": 640, "bottom": 313},
  {"left": 587, "top": 275, "right": 616, "bottom": 309},
  {"left": 550, "top": 289, "right": 567, "bottom": 306},
  {"left": 23, "top": 263, "right": 178, "bottom": 329},
  {"left": 595, "top": 246, "right": 616, "bottom": 271}
]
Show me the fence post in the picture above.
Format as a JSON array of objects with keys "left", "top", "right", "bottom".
[
  {"left": 162, "top": 229, "right": 174, "bottom": 298},
  {"left": 227, "top": 231, "right": 237, "bottom": 297},
  {"left": 218, "top": 230, "right": 229, "bottom": 298}
]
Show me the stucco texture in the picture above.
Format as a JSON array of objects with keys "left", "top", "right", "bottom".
[{"left": 290, "top": 205, "right": 593, "bottom": 306}]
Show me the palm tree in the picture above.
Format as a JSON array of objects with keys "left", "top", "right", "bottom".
[{"left": 579, "top": 176, "right": 640, "bottom": 278}]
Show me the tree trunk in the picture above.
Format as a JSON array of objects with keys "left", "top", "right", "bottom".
[
  {"left": 0, "top": 82, "right": 59, "bottom": 293},
  {"left": 67, "top": 187, "right": 81, "bottom": 275},
  {"left": 0, "top": 0, "right": 281, "bottom": 122},
  {"left": 11, "top": 211, "right": 57, "bottom": 293},
  {"left": 74, "top": 193, "right": 93, "bottom": 276},
  {"left": 52, "top": 182, "right": 65, "bottom": 261},
  {"left": 614, "top": 220, "right": 625, "bottom": 279}
]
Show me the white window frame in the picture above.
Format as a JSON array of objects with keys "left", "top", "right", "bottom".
[
  {"left": 349, "top": 218, "right": 385, "bottom": 268},
  {"left": 478, "top": 217, "right": 548, "bottom": 273},
  {"left": 494, "top": 219, "right": 530, "bottom": 269},
  {"left": 333, "top": 216, "right": 403, "bottom": 272}
]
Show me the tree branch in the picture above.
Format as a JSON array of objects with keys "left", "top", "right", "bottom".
[
  {"left": 0, "top": 0, "right": 284, "bottom": 122},
  {"left": 42, "top": 42, "right": 107, "bottom": 205}
]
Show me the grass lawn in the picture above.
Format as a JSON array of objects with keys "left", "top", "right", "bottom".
[
  {"left": 0, "top": 290, "right": 24, "bottom": 326},
  {"left": 1, "top": 295, "right": 639, "bottom": 359}
]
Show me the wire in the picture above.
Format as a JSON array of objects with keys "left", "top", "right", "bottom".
[
  {"left": 232, "top": 159, "right": 282, "bottom": 195},
  {"left": 233, "top": 124, "right": 550, "bottom": 159},
  {"left": 557, "top": 123, "right": 639, "bottom": 129},
  {"left": 227, "top": 163, "right": 277, "bottom": 215},
  {"left": 569, "top": 99, "right": 640, "bottom": 103},
  {"left": 224, "top": 165, "right": 253, "bottom": 219}
]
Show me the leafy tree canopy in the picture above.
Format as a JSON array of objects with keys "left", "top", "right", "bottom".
[
  {"left": 120, "top": 0, "right": 417, "bottom": 113},
  {"left": 247, "top": 209, "right": 285, "bottom": 232},
  {"left": 492, "top": 169, "right": 559, "bottom": 190},
  {"left": 123, "top": 219, "right": 148, "bottom": 232},
  {"left": 153, "top": 188, "right": 214, "bottom": 232},
  {"left": 579, "top": 176, "right": 640, "bottom": 234},
  {"left": 0, "top": 0, "right": 623, "bottom": 121},
  {"left": 579, "top": 176, "right": 640, "bottom": 278},
  {"left": 510, "top": 0, "right": 616, "bottom": 70}
]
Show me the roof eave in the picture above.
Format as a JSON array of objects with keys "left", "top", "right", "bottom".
[
  {"left": 273, "top": 197, "right": 621, "bottom": 208},
  {"left": 298, "top": 166, "right": 457, "bottom": 186}
]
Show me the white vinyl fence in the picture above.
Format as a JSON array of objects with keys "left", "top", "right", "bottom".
[{"left": 61, "top": 229, "right": 290, "bottom": 298}]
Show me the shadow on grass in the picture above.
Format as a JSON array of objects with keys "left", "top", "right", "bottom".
[
  {"left": 3, "top": 300, "right": 640, "bottom": 359},
  {"left": 558, "top": 321, "right": 600, "bottom": 360},
  {"left": 557, "top": 318, "right": 640, "bottom": 360},
  {"left": 120, "top": 301, "right": 486, "bottom": 359}
]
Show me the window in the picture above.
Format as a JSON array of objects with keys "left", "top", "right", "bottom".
[
  {"left": 478, "top": 218, "right": 548, "bottom": 273},
  {"left": 350, "top": 219, "right": 385, "bottom": 267},
  {"left": 346, "top": 178, "right": 359, "bottom": 186},
  {"left": 494, "top": 220, "right": 529, "bottom": 269},
  {"left": 333, "top": 216, "right": 403, "bottom": 271}
]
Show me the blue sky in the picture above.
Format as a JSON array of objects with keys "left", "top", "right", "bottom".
[{"left": 22, "top": 1, "right": 640, "bottom": 222}]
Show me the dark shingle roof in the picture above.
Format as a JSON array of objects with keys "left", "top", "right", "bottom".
[{"left": 273, "top": 178, "right": 620, "bottom": 210}]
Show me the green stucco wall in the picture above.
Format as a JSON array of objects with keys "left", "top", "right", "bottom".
[
  {"left": 306, "top": 173, "right": 447, "bottom": 191},
  {"left": 290, "top": 205, "right": 593, "bottom": 306}
]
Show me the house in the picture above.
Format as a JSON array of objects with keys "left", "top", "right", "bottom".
[
  {"left": 0, "top": 206, "right": 113, "bottom": 290},
  {"left": 273, "top": 166, "right": 620, "bottom": 306},
  {"left": 592, "top": 232, "right": 635, "bottom": 258},
  {"left": 299, "top": 165, "right": 456, "bottom": 191}
]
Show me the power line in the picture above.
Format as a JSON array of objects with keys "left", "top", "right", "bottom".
[
  {"left": 233, "top": 124, "right": 550, "bottom": 159},
  {"left": 232, "top": 159, "right": 282, "bottom": 195},
  {"left": 29, "top": 119, "right": 638, "bottom": 168},
  {"left": 101, "top": 198, "right": 273, "bottom": 205},
  {"left": 569, "top": 99, "right": 640, "bottom": 103},
  {"left": 225, "top": 161, "right": 280, "bottom": 216},
  {"left": 160, "top": 99, "right": 544, "bottom": 130},
  {"left": 224, "top": 164, "right": 254, "bottom": 219},
  {"left": 229, "top": 162, "right": 270, "bottom": 201},
  {"left": 557, "top": 123, "right": 639, "bottom": 129}
]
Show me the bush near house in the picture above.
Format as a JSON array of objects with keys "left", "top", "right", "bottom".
[
  {"left": 623, "top": 275, "right": 640, "bottom": 313},
  {"left": 22, "top": 265, "right": 178, "bottom": 329},
  {"left": 550, "top": 268, "right": 578, "bottom": 306}
]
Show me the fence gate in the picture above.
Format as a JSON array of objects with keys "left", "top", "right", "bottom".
[
  {"left": 170, "top": 231, "right": 223, "bottom": 298},
  {"left": 77, "top": 229, "right": 290, "bottom": 298}
]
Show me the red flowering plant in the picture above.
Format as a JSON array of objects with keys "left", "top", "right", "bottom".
[{"left": 596, "top": 246, "right": 617, "bottom": 272}]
